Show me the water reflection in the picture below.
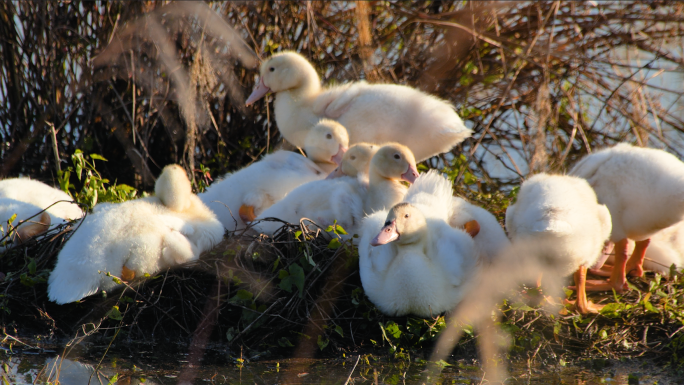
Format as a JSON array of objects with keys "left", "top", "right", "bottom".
[{"left": 0, "top": 349, "right": 679, "bottom": 385}]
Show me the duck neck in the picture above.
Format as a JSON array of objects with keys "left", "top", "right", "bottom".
[
  {"left": 396, "top": 236, "right": 427, "bottom": 256},
  {"left": 273, "top": 74, "right": 322, "bottom": 147},
  {"left": 366, "top": 171, "right": 406, "bottom": 213}
]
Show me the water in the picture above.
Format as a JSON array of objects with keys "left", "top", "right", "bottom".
[{"left": 0, "top": 342, "right": 680, "bottom": 384}]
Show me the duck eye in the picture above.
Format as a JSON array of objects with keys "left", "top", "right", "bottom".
[
  {"left": 351, "top": 156, "right": 356, "bottom": 160},
  {"left": 393, "top": 154, "right": 401, "bottom": 160},
  {"left": 269, "top": 67, "right": 275, "bottom": 72},
  {"left": 404, "top": 214, "right": 409, "bottom": 218},
  {"left": 326, "top": 133, "right": 332, "bottom": 139}
]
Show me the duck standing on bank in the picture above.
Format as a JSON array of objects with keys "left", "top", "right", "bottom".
[
  {"left": 505, "top": 173, "right": 612, "bottom": 314},
  {"left": 245, "top": 51, "right": 471, "bottom": 162},
  {"left": 569, "top": 143, "right": 684, "bottom": 293}
]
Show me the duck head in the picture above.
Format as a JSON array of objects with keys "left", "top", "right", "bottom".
[
  {"left": 326, "top": 142, "right": 377, "bottom": 179},
  {"left": 372, "top": 203, "right": 427, "bottom": 246},
  {"left": 246, "top": 51, "right": 320, "bottom": 105},
  {"left": 370, "top": 143, "right": 419, "bottom": 184},
  {"left": 155, "top": 164, "right": 193, "bottom": 212},
  {"left": 304, "top": 119, "right": 349, "bottom": 167}
]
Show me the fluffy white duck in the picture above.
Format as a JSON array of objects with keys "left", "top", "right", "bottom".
[
  {"left": 253, "top": 143, "right": 417, "bottom": 237},
  {"left": 569, "top": 143, "right": 684, "bottom": 293},
  {"left": 505, "top": 173, "right": 612, "bottom": 314},
  {"left": 600, "top": 221, "right": 684, "bottom": 278},
  {"left": 325, "top": 142, "right": 378, "bottom": 184},
  {"left": 641, "top": 221, "right": 684, "bottom": 276},
  {"left": 199, "top": 119, "right": 348, "bottom": 231},
  {"left": 245, "top": 51, "right": 472, "bottom": 162},
  {"left": 48, "top": 165, "right": 224, "bottom": 305},
  {"left": 364, "top": 142, "right": 419, "bottom": 214},
  {"left": 449, "top": 197, "right": 510, "bottom": 264},
  {"left": 359, "top": 172, "right": 478, "bottom": 317},
  {"left": 0, "top": 178, "right": 83, "bottom": 246}
]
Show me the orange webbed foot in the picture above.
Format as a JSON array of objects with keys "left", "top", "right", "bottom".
[
  {"left": 238, "top": 205, "right": 256, "bottom": 223},
  {"left": 121, "top": 266, "right": 136, "bottom": 282}
]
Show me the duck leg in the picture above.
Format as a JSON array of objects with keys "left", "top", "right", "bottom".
[
  {"left": 625, "top": 239, "right": 650, "bottom": 277},
  {"left": 588, "top": 241, "right": 615, "bottom": 277},
  {"left": 238, "top": 205, "right": 256, "bottom": 223},
  {"left": 584, "top": 238, "right": 630, "bottom": 293},
  {"left": 565, "top": 265, "right": 604, "bottom": 314}
]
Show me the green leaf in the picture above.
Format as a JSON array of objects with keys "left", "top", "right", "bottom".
[
  {"left": 107, "top": 306, "right": 123, "bottom": 321},
  {"left": 27, "top": 258, "right": 36, "bottom": 275},
  {"left": 317, "top": 335, "right": 329, "bottom": 350},
  {"left": 334, "top": 325, "right": 344, "bottom": 337},
  {"left": 289, "top": 264, "right": 305, "bottom": 297},
  {"left": 382, "top": 321, "right": 402, "bottom": 339},
  {"left": 328, "top": 238, "right": 342, "bottom": 249},
  {"left": 234, "top": 290, "right": 253, "bottom": 301},
  {"left": 278, "top": 337, "right": 294, "bottom": 347},
  {"left": 89, "top": 154, "right": 108, "bottom": 161},
  {"left": 335, "top": 225, "right": 347, "bottom": 235},
  {"left": 600, "top": 302, "right": 626, "bottom": 318},
  {"left": 107, "top": 374, "right": 119, "bottom": 385}
]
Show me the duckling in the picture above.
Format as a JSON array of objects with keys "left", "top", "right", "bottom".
[
  {"left": 304, "top": 119, "right": 349, "bottom": 174},
  {"left": 0, "top": 178, "right": 83, "bottom": 246},
  {"left": 47, "top": 165, "right": 224, "bottom": 304},
  {"left": 365, "top": 142, "right": 419, "bottom": 214},
  {"left": 325, "top": 142, "right": 377, "bottom": 184},
  {"left": 569, "top": 143, "right": 684, "bottom": 293},
  {"left": 505, "top": 173, "right": 612, "bottom": 314},
  {"left": 405, "top": 170, "right": 510, "bottom": 263},
  {"left": 245, "top": 51, "right": 472, "bottom": 161},
  {"left": 359, "top": 185, "right": 478, "bottom": 316},
  {"left": 252, "top": 142, "right": 408, "bottom": 237}
]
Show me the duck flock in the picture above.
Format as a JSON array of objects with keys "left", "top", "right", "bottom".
[{"left": 2, "top": 51, "right": 684, "bottom": 321}]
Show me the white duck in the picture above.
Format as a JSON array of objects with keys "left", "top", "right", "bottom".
[
  {"left": 569, "top": 143, "right": 684, "bottom": 293},
  {"left": 48, "top": 165, "right": 224, "bottom": 304},
  {"left": 0, "top": 178, "right": 83, "bottom": 246},
  {"left": 364, "top": 142, "right": 419, "bottom": 214},
  {"left": 505, "top": 173, "right": 612, "bottom": 314},
  {"left": 449, "top": 197, "right": 510, "bottom": 264},
  {"left": 325, "top": 142, "right": 378, "bottom": 184},
  {"left": 199, "top": 119, "right": 348, "bottom": 231},
  {"left": 641, "top": 221, "right": 684, "bottom": 276},
  {"left": 253, "top": 143, "right": 418, "bottom": 237},
  {"left": 359, "top": 172, "right": 478, "bottom": 317},
  {"left": 599, "top": 221, "right": 684, "bottom": 278},
  {"left": 245, "top": 51, "right": 472, "bottom": 162}
]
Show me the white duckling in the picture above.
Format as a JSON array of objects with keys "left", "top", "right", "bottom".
[
  {"left": 364, "top": 142, "right": 419, "bottom": 214},
  {"left": 641, "top": 221, "right": 684, "bottom": 276},
  {"left": 408, "top": 171, "right": 510, "bottom": 263},
  {"left": 0, "top": 178, "right": 83, "bottom": 246},
  {"left": 450, "top": 197, "right": 510, "bottom": 264},
  {"left": 325, "top": 142, "right": 377, "bottom": 184},
  {"left": 199, "top": 119, "right": 349, "bottom": 231},
  {"left": 600, "top": 221, "right": 684, "bottom": 278},
  {"left": 253, "top": 142, "right": 416, "bottom": 237},
  {"left": 245, "top": 51, "right": 472, "bottom": 162},
  {"left": 505, "top": 173, "right": 612, "bottom": 314},
  {"left": 48, "top": 165, "right": 224, "bottom": 304},
  {"left": 359, "top": 172, "right": 478, "bottom": 316},
  {"left": 569, "top": 143, "right": 684, "bottom": 293},
  {"left": 303, "top": 119, "right": 349, "bottom": 174}
]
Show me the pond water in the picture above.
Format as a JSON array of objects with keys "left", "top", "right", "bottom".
[{"left": 0, "top": 341, "right": 680, "bottom": 384}]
